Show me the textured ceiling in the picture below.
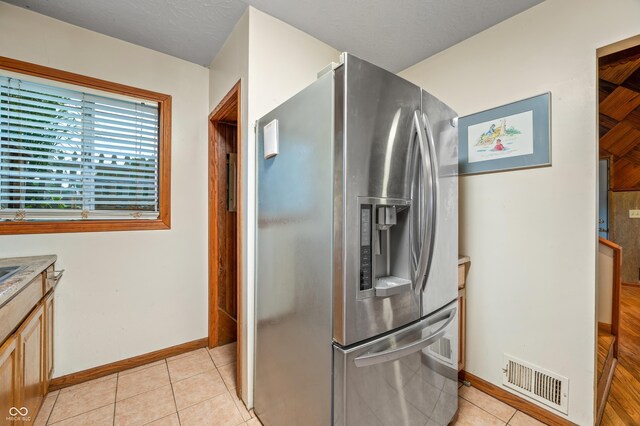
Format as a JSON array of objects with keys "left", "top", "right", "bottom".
[
  {"left": 3, "top": 0, "right": 248, "bottom": 66},
  {"left": 243, "top": 0, "right": 543, "bottom": 72},
  {"left": 3, "top": 0, "right": 543, "bottom": 71}
]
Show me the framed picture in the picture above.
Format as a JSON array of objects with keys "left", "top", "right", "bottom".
[{"left": 458, "top": 93, "right": 551, "bottom": 175}]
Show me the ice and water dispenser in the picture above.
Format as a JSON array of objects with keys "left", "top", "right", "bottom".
[{"left": 359, "top": 197, "right": 412, "bottom": 298}]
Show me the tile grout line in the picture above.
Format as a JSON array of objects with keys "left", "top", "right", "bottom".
[
  {"left": 229, "top": 391, "right": 245, "bottom": 422},
  {"left": 165, "top": 359, "right": 182, "bottom": 426},
  {"left": 113, "top": 372, "right": 119, "bottom": 426},
  {"left": 459, "top": 393, "right": 514, "bottom": 425},
  {"left": 231, "top": 391, "right": 251, "bottom": 422},
  {"left": 167, "top": 347, "right": 209, "bottom": 363},
  {"left": 45, "top": 373, "right": 118, "bottom": 426},
  {"left": 47, "top": 376, "right": 118, "bottom": 425},
  {"left": 173, "top": 389, "right": 232, "bottom": 414},
  {"left": 53, "top": 350, "right": 217, "bottom": 426},
  {"left": 172, "top": 391, "right": 244, "bottom": 424},
  {"left": 170, "top": 370, "right": 216, "bottom": 385},
  {"left": 111, "top": 346, "right": 235, "bottom": 425},
  {"left": 47, "top": 403, "right": 114, "bottom": 426},
  {"left": 167, "top": 349, "right": 220, "bottom": 383},
  {"left": 171, "top": 370, "right": 230, "bottom": 412},
  {"left": 459, "top": 385, "right": 521, "bottom": 423},
  {"left": 113, "top": 363, "right": 175, "bottom": 403},
  {"left": 203, "top": 344, "right": 244, "bottom": 420},
  {"left": 206, "top": 344, "right": 237, "bottom": 391},
  {"left": 141, "top": 413, "right": 179, "bottom": 426},
  {"left": 119, "top": 359, "right": 164, "bottom": 377},
  {"left": 183, "top": 360, "right": 234, "bottom": 412},
  {"left": 206, "top": 346, "right": 215, "bottom": 364},
  {"left": 43, "top": 391, "right": 60, "bottom": 426}
]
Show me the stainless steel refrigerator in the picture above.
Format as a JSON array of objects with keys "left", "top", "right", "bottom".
[{"left": 255, "top": 53, "right": 459, "bottom": 426}]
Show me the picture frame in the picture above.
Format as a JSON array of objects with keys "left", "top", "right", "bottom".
[{"left": 458, "top": 93, "right": 551, "bottom": 175}]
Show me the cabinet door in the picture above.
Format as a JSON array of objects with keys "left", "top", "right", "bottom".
[
  {"left": 44, "top": 292, "right": 54, "bottom": 390},
  {"left": 458, "top": 289, "right": 466, "bottom": 371},
  {"left": 0, "top": 336, "right": 19, "bottom": 422},
  {"left": 18, "top": 303, "right": 45, "bottom": 421}
]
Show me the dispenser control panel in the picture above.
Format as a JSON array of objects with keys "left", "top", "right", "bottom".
[{"left": 360, "top": 204, "right": 372, "bottom": 291}]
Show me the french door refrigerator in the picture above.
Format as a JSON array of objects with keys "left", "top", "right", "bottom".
[{"left": 255, "top": 53, "right": 459, "bottom": 426}]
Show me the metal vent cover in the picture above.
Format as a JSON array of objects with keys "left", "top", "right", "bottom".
[
  {"left": 503, "top": 354, "right": 568, "bottom": 414},
  {"left": 506, "top": 359, "right": 533, "bottom": 392}
]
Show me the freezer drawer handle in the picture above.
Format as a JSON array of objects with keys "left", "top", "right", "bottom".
[{"left": 353, "top": 307, "right": 456, "bottom": 368}]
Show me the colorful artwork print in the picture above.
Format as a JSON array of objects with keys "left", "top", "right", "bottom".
[{"left": 467, "top": 110, "right": 533, "bottom": 164}]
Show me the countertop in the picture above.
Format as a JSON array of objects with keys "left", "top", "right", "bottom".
[
  {"left": 0, "top": 255, "right": 57, "bottom": 308},
  {"left": 458, "top": 255, "right": 470, "bottom": 265}
]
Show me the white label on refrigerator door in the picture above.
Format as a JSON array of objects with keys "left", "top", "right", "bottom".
[{"left": 264, "top": 119, "right": 279, "bottom": 159}]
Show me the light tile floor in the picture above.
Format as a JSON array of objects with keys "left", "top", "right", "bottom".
[
  {"left": 454, "top": 384, "right": 546, "bottom": 425},
  {"left": 35, "top": 343, "right": 546, "bottom": 425},
  {"left": 35, "top": 343, "right": 257, "bottom": 426}
]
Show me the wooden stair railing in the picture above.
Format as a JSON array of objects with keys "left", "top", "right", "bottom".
[
  {"left": 599, "top": 237, "right": 621, "bottom": 358},
  {"left": 596, "top": 237, "right": 622, "bottom": 425}
]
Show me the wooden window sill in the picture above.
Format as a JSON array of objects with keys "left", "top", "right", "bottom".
[{"left": 0, "top": 218, "right": 170, "bottom": 235}]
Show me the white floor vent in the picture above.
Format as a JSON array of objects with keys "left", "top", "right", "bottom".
[{"left": 502, "top": 354, "right": 568, "bottom": 414}]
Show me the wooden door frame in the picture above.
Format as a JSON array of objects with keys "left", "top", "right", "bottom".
[
  {"left": 594, "top": 36, "right": 640, "bottom": 423},
  {"left": 208, "top": 81, "right": 242, "bottom": 397},
  {"left": 599, "top": 155, "right": 614, "bottom": 239}
]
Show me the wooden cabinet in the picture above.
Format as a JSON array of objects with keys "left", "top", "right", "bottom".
[
  {"left": 0, "top": 260, "right": 58, "bottom": 423},
  {"left": 18, "top": 303, "right": 45, "bottom": 422},
  {"left": 458, "top": 288, "right": 466, "bottom": 371},
  {"left": 44, "top": 292, "right": 54, "bottom": 391},
  {"left": 0, "top": 336, "right": 19, "bottom": 423}
]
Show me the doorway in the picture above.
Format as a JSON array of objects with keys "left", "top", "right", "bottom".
[
  {"left": 208, "top": 81, "right": 242, "bottom": 397},
  {"left": 596, "top": 36, "right": 640, "bottom": 424}
]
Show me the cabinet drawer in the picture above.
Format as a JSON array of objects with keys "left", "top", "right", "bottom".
[{"left": 0, "top": 276, "right": 43, "bottom": 344}]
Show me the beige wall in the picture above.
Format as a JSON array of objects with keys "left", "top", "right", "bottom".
[
  {"left": 209, "top": 10, "right": 249, "bottom": 114},
  {"left": 612, "top": 191, "right": 640, "bottom": 283},
  {"left": 208, "top": 10, "right": 250, "bottom": 402},
  {"left": 208, "top": 6, "right": 339, "bottom": 405},
  {"left": 0, "top": 3, "right": 210, "bottom": 377},
  {"left": 400, "top": 0, "right": 640, "bottom": 423}
]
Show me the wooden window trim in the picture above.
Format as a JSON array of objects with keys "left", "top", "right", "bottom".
[{"left": 0, "top": 56, "right": 171, "bottom": 235}]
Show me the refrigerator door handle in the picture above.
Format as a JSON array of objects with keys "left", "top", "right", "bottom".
[
  {"left": 353, "top": 307, "right": 456, "bottom": 368},
  {"left": 419, "top": 112, "right": 439, "bottom": 293},
  {"left": 411, "top": 110, "right": 436, "bottom": 293},
  {"left": 409, "top": 112, "right": 422, "bottom": 282}
]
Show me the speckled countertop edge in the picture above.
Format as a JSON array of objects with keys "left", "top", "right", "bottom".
[{"left": 0, "top": 255, "right": 57, "bottom": 308}]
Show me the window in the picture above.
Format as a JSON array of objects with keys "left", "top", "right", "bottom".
[
  {"left": 0, "top": 57, "right": 171, "bottom": 234},
  {"left": 0, "top": 77, "right": 159, "bottom": 218}
]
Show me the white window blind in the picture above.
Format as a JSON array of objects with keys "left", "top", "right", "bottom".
[{"left": 0, "top": 75, "right": 160, "bottom": 221}]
